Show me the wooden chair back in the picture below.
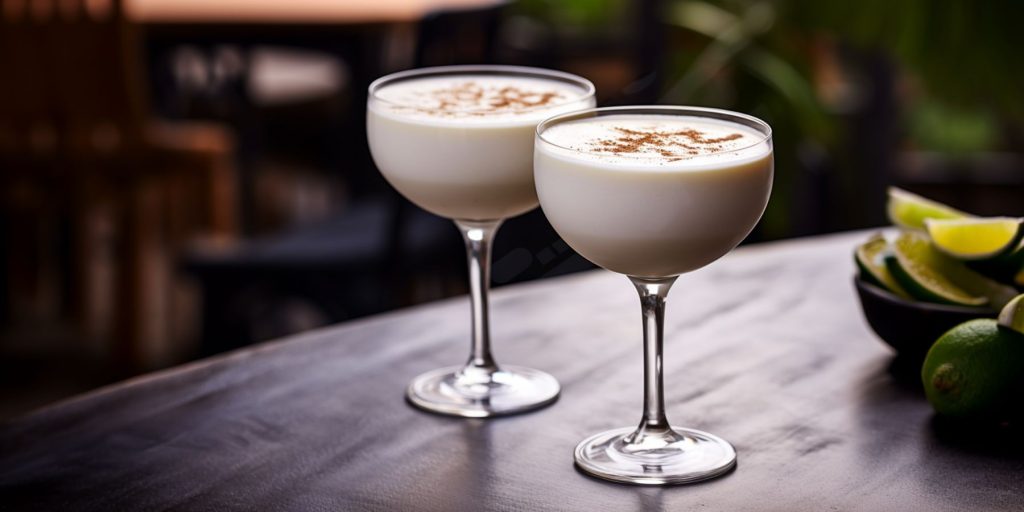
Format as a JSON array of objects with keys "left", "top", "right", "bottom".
[
  {"left": 385, "top": 1, "right": 508, "bottom": 273},
  {"left": 414, "top": 1, "right": 508, "bottom": 67},
  {"left": 0, "top": 0, "right": 148, "bottom": 158}
]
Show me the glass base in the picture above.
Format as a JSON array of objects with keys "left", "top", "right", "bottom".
[
  {"left": 406, "top": 365, "right": 560, "bottom": 418},
  {"left": 574, "top": 426, "right": 737, "bottom": 485}
]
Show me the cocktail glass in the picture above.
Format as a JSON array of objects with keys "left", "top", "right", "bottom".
[
  {"left": 534, "top": 106, "right": 773, "bottom": 483},
  {"left": 367, "top": 65, "right": 596, "bottom": 417}
]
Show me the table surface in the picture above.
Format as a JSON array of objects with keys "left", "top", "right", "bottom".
[
  {"left": 2, "top": 231, "right": 1022, "bottom": 511},
  {"left": 127, "top": 0, "right": 499, "bottom": 25}
]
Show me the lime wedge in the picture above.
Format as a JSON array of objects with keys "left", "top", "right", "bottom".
[
  {"left": 926, "top": 217, "right": 1023, "bottom": 260},
  {"left": 891, "top": 231, "right": 1019, "bottom": 308},
  {"left": 886, "top": 231, "right": 987, "bottom": 306},
  {"left": 999, "top": 294, "right": 1024, "bottom": 334},
  {"left": 887, "top": 187, "right": 970, "bottom": 230},
  {"left": 855, "top": 234, "right": 911, "bottom": 299}
]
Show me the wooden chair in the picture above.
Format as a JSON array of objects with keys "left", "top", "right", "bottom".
[
  {"left": 0, "top": 0, "right": 239, "bottom": 370},
  {"left": 180, "top": 2, "right": 516, "bottom": 353},
  {"left": 415, "top": 1, "right": 507, "bottom": 67}
]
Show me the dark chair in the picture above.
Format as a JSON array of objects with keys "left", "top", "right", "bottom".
[
  {"left": 185, "top": 202, "right": 458, "bottom": 353},
  {"left": 0, "top": 0, "right": 239, "bottom": 370},
  {"left": 183, "top": 1, "right": 510, "bottom": 354},
  {"left": 416, "top": 1, "right": 508, "bottom": 67}
]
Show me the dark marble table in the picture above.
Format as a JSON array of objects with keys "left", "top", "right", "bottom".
[{"left": 1, "top": 231, "right": 1021, "bottom": 511}]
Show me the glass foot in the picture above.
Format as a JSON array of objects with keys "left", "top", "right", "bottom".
[
  {"left": 406, "top": 365, "right": 560, "bottom": 418},
  {"left": 574, "top": 426, "right": 736, "bottom": 485}
]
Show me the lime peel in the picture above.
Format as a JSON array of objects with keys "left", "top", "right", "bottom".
[
  {"left": 855, "top": 234, "right": 911, "bottom": 299},
  {"left": 887, "top": 232, "right": 988, "bottom": 307},
  {"left": 998, "top": 294, "right": 1024, "bottom": 334}
]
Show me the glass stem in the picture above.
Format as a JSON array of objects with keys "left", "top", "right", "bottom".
[
  {"left": 455, "top": 219, "right": 503, "bottom": 377},
  {"left": 628, "top": 276, "right": 679, "bottom": 441}
]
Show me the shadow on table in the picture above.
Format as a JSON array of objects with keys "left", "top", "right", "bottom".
[
  {"left": 882, "top": 353, "right": 928, "bottom": 389},
  {"left": 871, "top": 354, "right": 1022, "bottom": 457},
  {"left": 858, "top": 354, "right": 1022, "bottom": 453},
  {"left": 451, "top": 419, "right": 497, "bottom": 510},
  {"left": 914, "top": 415, "right": 1024, "bottom": 510},
  {"left": 635, "top": 488, "right": 666, "bottom": 512},
  {"left": 853, "top": 353, "right": 1023, "bottom": 509},
  {"left": 569, "top": 464, "right": 671, "bottom": 512},
  {"left": 853, "top": 354, "right": 924, "bottom": 416},
  {"left": 927, "top": 417, "right": 1023, "bottom": 458}
]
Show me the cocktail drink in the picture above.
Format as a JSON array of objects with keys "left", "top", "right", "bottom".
[
  {"left": 535, "top": 106, "right": 773, "bottom": 484},
  {"left": 367, "top": 66, "right": 596, "bottom": 417}
]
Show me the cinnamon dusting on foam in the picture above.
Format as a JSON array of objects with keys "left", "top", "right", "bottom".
[
  {"left": 593, "top": 127, "right": 744, "bottom": 162},
  {"left": 394, "top": 81, "right": 566, "bottom": 117}
]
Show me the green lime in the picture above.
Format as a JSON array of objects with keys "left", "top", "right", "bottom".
[
  {"left": 886, "top": 187, "right": 970, "bottom": 230},
  {"left": 888, "top": 231, "right": 1018, "bottom": 308},
  {"left": 886, "top": 231, "right": 987, "bottom": 307},
  {"left": 999, "top": 294, "right": 1024, "bottom": 334},
  {"left": 855, "top": 234, "right": 911, "bottom": 299},
  {"left": 926, "top": 217, "right": 1023, "bottom": 260},
  {"left": 921, "top": 319, "right": 1024, "bottom": 419}
]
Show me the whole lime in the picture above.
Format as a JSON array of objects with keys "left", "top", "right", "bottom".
[{"left": 921, "top": 319, "right": 1024, "bottom": 420}]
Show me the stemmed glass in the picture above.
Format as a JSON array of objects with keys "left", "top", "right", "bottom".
[
  {"left": 534, "top": 106, "right": 773, "bottom": 484},
  {"left": 367, "top": 66, "right": 596, "bottom": 417}
]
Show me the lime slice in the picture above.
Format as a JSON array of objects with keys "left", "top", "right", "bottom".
[
  {"left": 886, "top": 231, "right": 987, "bottom": 306},
  {"left": 926, "top": 217, "right": 1023, "bottom": 260},
  {"left": 999, "top": 294, "right": 1024, "bottom": 334},
  {"left": 891, "top": 231, "right": 1019, "bottom": 308},
  {"left": 855, "top": 234, "right": 911, "bottom": 299},
  {"left": 887, "top": 187, "right": 970, "bottom": 230}
]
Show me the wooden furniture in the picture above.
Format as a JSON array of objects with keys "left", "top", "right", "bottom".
[
  {"left": 0, "top": 0, "right": 238, "bottom": 368},
  {"left": 180, "top": 1, "right": 508, "bottom": 353},
  {"left": 1, "top": 231, "right": 1020, "bottom": 511},
  {"left": 133, "top": 0, "right": 506, "bottom": 236},
  {"left": 127, "top": 0, "right": 502, "bottom": 26}
]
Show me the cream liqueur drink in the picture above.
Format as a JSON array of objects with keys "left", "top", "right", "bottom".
[
  {"left": 368, "top": 73, "right": 595, "bottom": 221},
  {"left": 535, "top": 113, "right": 773, "bottom": 277},
  {"left": 367, "top": 67, "right": 595, "bottom": 419},
  {"left": 535, "top": 106, "right": 772, "bottom": 485}
]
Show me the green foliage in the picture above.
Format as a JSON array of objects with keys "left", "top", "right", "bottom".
[
  {"left": 794, "top": 0, "right": 1024, "bottom": 118},
  {"left": 513, "top": 0, "right": 628, "bottom": 29},
  {"left": 516, "top": 0, "right": 1020, "bottom": 236},
  {"left": 657, "top": 0, "right": 1020, "bottom": 236},
  {"left": 908, "top": 102, "right": 998, "bottom": 154},
  {"left": 661, "top": 0, "right": 836, "bottom": 237}
]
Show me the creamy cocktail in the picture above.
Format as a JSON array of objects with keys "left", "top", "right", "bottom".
[
  {"left": 369, "top": 72, "right": 595, "bottom": 221},
  {"left": 536, "top": 113, "right": 772, "bottom": 276},
  {"left": 367, "top": 66, "right": 595, "bottom": 417},
  {"left": 535, "top": 106, "right": 772, "bottom": 485}
]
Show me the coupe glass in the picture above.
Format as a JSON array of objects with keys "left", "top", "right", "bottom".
[
  {"left": 534, "top": 106, "right": 773, "bottom": 484},
  {"left": 367, "top": 66, "right": 596, "bottom": 417}
]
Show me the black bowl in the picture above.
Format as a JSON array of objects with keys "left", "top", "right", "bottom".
[{"left": 854, "top": 277, "right": 996, "bottom": 361}]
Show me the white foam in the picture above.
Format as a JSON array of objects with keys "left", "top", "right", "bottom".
[
  {"left": 370, "top": 75, "right": 591, "bottom": 126},
  {"left": 539, "top": 114, "right": 771, "bottom": 170}
]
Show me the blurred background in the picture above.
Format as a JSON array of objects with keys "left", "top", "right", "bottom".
[{"left": 1, "top": 0, "right": 1022, "bottom": 419}]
